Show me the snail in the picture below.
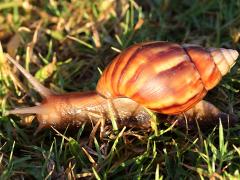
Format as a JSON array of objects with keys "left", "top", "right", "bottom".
[{"left": 5, "top": 41, "right": 239, "bottom": 133}]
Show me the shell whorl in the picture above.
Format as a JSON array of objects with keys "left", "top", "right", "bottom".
[
  {"left": 96, "top": 41, "right": 238, "bottom": 114},
  {"left": 208, "top": 48, "right": 239, "bottom": 76}
]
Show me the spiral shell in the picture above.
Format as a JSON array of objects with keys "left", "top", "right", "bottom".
[{"left": 96, "top": 41, "right": 238, "bottom": 114}]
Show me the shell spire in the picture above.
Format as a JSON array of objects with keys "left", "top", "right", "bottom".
[{"left": 209, "top": 48, "right": 239, "bottom": 76}]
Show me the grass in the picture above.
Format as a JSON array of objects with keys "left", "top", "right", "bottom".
[{"left": 0, "top": 0, "right": 240, "bottom": 179}]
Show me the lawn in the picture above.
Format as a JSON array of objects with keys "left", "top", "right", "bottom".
[{"left": 0, "top": 0, "right": 240, "bottom": 179}]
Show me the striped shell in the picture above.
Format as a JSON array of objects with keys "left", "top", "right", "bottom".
[{"left": 96, "top": 41, "right": 238, "bottom": 114}]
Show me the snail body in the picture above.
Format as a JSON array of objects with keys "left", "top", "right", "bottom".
[{"left": 6, "top": 41, "right": 239, "bottom": 132}]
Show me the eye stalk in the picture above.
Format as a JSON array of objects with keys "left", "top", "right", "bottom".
[{"left": 5, "top": 54, "right": 54, "bottom": 98}]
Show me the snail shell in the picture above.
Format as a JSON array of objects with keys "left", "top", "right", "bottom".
[{"left": 97, "top": 41, "right": 238, "bottom": 114}]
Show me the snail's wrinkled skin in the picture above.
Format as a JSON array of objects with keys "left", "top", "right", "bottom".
[
  {"left": 35, "top": 92, "right": 152, "bottom": 130},
  {"left": 5, "top": 41, "right": 239, "bottom": 133}
]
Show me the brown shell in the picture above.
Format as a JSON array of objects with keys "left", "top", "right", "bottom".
[{"left": 96, "top": 41, "right": 237, "bottom": 114}]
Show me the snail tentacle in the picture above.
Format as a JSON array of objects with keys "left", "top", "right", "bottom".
[
  {"left": 5, "top": 54, "right": 54, "bottom": 98},
  {"left": 7, "top": 105, "right": 45, "bottom": 115}
]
